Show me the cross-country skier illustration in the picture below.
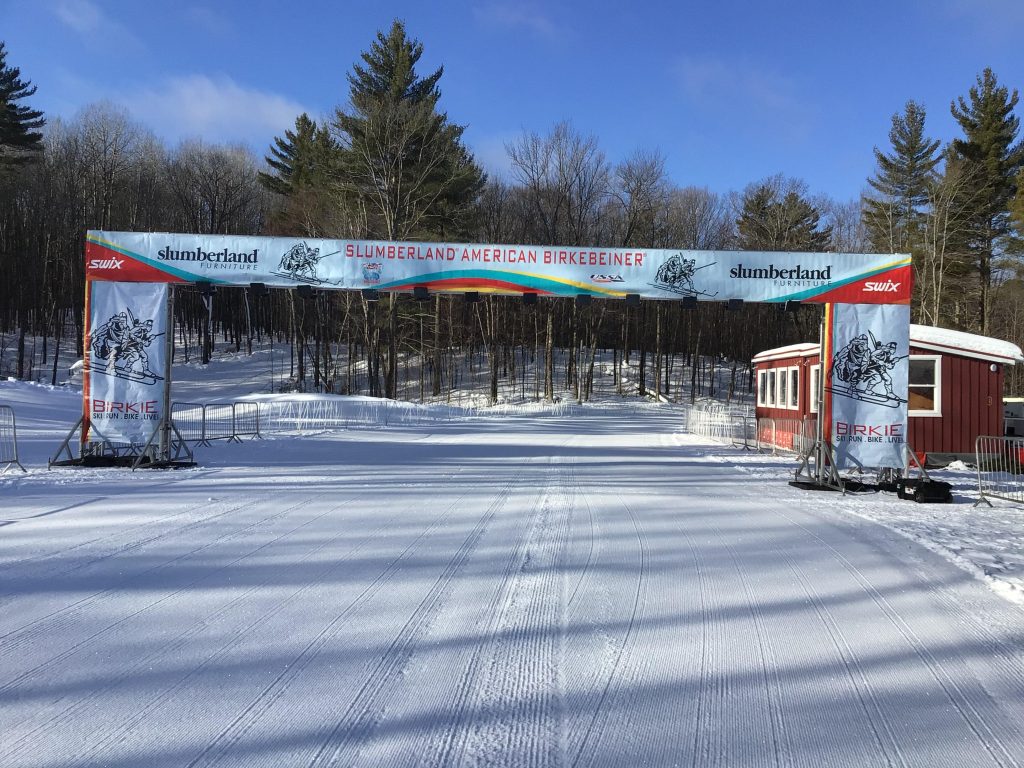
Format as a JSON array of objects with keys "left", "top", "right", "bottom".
[
  {"left": 274, "top": 242, "right": 343, "bottom": 285},
  {"left": 89, "top": 309, "right": 164, "bottom": 383},
  {"left": 651, "top": 253, "right": 718, "bottom": 297},
  {"left": 828, "top": 330, "right": 906, "bottom": 407}
]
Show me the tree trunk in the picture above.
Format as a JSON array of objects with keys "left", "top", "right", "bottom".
[{"left": 544, "top": 305, "right": 554, "bottom": 402}]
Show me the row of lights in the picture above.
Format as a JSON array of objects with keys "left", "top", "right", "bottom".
[{"left": 195, "top": 281, "right": 801, "bottom": 312}]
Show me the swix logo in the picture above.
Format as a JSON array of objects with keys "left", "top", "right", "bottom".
[
  {"left": 864, "top": 280, "right": 901, "bottom": 293},
  {"left": 590, "top": 274, "right": 624, "bottom": 283},
  {"left": 88, "top": 257, "right": 124, "bottom": 270}
]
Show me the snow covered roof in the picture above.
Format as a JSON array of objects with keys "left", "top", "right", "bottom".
[
  {"left": 909, "top": 325, "right": 1024, "bottom": 365},
  {"left": 751, "top": 343, "right": 819, "bottom": 363},
  {"left": 753, "top": 325, "right": 1024, "bottom": 366}
]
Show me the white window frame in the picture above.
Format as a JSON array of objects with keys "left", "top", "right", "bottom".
[
  {"left": 787, "top": 366, "right": 800, "bottom": 410},
  {"left": 809, "top": 364, "right": 821, "bottom": 414},
  {"left": 777, "top": 366, "right": 788, "bottom": 410},
  {"left": 757, "top": 369, "right": 768, "bottom": 407},
  {"left": 908, "top": 354, "right": 942, "bottom": 417},
  {"left": 767, "top": 369, "right": 777, "bottom": 407}
]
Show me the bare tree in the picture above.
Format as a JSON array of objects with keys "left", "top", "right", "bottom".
[
  {"left": 507, "top": 121, "right": 610, "bottom": 246},
  {"left": 164, "top": 141, "right": 267, "bottom": 235},
  {"left": 611, "top": 149, "right": 668, "bottom": 247},
  {"left": 662, "top": 186, "right": 733, "bottom": 249}
]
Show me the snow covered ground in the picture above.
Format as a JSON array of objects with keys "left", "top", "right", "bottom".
[{"left": 2, "top": 359, "right": 1024, "bottom": 767}]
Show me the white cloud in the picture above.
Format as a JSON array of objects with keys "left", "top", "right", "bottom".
[
  {"left": 673, "top": 56, "right": 813, "bottom": 143},
  {"left": 473, "top": 4, "right": 561, "bottom": 41},
  {"left": 940, "top": 0, "right": 1024, "bottom": 41},
  {"left": 53, "top": 0, "right": 141, "bottom": 48},
  {"left": 120, "top": 74, "right": 308, "bottom": 147}
]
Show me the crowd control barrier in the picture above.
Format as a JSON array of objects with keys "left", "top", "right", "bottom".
[
  {"left": 684, "top": 403, "right": 756, "bottom": 449},
  {"left": 975, "top": 435, "right": 1024, "bottom": 507},
  {"left": 0, "top": 405, "right": 27, "bottom": 473},
  {"left": 756, "top": 417, "right": 817, "bottom": 455},
  {"left": 170, "top": 402, "right": 262, "bottom": 446}
]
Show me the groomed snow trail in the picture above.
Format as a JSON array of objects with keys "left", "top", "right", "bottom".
[{"left": 2, "top": 409, "right": 1024, "bottom": 767}]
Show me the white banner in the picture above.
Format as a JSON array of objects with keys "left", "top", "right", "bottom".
[
  {"left": 828, "top": 303, "right": 910, "bottom": 468},
  {"left": 86, "top": 231, "right": 913, "bottom": 306},
  {"left": 85, "top": 281, "right": 169, "bottom": 445}
]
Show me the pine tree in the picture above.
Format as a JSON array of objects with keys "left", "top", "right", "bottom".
[
  {"left": 736, "top": 176, "right": 832, "bottom": 251},
  {"left": 332, "top": 20, "right": 484, "bottom": 240},
  {"left": 1009, "top": 168, "right": 1024, "bottom": 256},
  {"left": 259, "top": 113, "right": 337, "bottom": 196},
  {"left": 950, "top": 68, "right": 1024, "bottom": 332},
  {"left": 863, "top": 100, "right": 941, "bottom": 253},
  {"left": 0, "top": 42, "right": 45, "bottom": 172}
]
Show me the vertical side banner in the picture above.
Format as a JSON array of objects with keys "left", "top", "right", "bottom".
[
  {"left": 84, "top": 281, "right": 169, "bottom": 446},
  {"left": 829, "top": 303, "right": 910, "bottom": 469}
]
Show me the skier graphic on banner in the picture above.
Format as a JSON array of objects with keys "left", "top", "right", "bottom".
[
  {"left": 274, "top": 242, "right": 343, "bottom": 285},
  {"left": 89, "top": 309, "right": 164, "bottom": 383},
  {"left": 652, "top": 253, "right": 718, "bottom": 297},
  {"left": 829, "top": 330, "right": 906, "bottom": 408}
]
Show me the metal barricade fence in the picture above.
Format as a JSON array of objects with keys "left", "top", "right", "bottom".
[
  {"left": 730, "top": 414, "right": 756, "bottom": 449},
  {"left": 203, "top": 404, "right": 236, "bottom": 444},
  {"left": 756, "top": 417, "right": 811, "bottom": 455},
  {"left": 684, "top": 402, "right": 755, "bottom": 448},
  {"left": 798, "top": 417, "right": 817, "bottom": 455},
  {"left": 232, "top": 402, "right": 260, "bottom": 439},
  {"left": 975, "top": 435, "right": 1024, "bottom": 507},
  {"left": 170, "top": 402, "right": 205, "bottom": 443},
  {"left": 171, "top": 401, "right": 262, "bottom": 445},
  {"left": 0, "top": 404, "right": 26, "bottom": 473},
  {"left": 171, "top": 397, "right": 682, "bottom": 443},
  {"left": 253, "top": 398, "right": 469, "bottom": 433}
]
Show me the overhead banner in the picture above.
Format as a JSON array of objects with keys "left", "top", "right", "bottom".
[
  {"left": 827, "top": 303, "right": 910, "bottom": 469},
  {"left": 84, "top": 280, "right": 169, "bottom": 446},
  {"left": 85, "top": 231, "right": 911, "bottom": 305}
]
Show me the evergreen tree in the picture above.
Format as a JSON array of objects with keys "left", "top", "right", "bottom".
[
  {"left": 736, "top": 176, "right": 832, "bottom": 251},
  {"left": 863, "top": 100, "right": 941, "bottom": 253},
  {"left": 259, "top": 113, "right": 337, "bottom": 197},
  {"left": 0, "top": 42, "right": 45, "bottom": 172},
  {"left": 1009, "top": 168, "right": 1024, "bottom": 256},
  {"left": 332, "top": 20, "right": 485, "bottom": 240},
  {"left": 950, "top": 68, "right": 1024, "bottom": 332}
]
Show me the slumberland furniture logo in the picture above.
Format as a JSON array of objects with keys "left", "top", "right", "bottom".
[
  {"left": 158, "top": 245, "right": 259, "bottom": 269},
  {"left": 729, "top": 263, "right": 833, "bottom": 287}
]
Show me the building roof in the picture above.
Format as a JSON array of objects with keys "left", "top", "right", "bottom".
[
  {"left": 751, "top": 343, "right": 819, "bottom": 363},
  {"left": 909, "top": 325, "right": 1024, "bottom": 364},
  {"left": 753, "top": 324, "right": 1024, "bottom": 366}
]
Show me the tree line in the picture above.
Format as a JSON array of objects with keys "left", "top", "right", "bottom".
[{"left": 0, "top": 25, "right": 1021, "bottom": 399}]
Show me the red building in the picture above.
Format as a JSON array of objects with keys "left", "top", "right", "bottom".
[{"left": 753, "top": 325, "right": 1024, "bottom": 465}]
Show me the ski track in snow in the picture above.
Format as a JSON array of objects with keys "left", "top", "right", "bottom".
[
  {"left": 2, "top": 494, "right": 372, "bottom": 754},
  {"left": 2, "top": 409, "right": 1024, "bottom": 767}
]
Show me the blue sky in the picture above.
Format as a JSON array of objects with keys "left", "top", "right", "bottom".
[{"left": 3, "top": 0, "right": 1022, "bottom": 201}]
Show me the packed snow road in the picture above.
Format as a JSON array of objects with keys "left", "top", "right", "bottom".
[{"left": 2, "top": 409, "right": 1024, "bottom": 767}]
